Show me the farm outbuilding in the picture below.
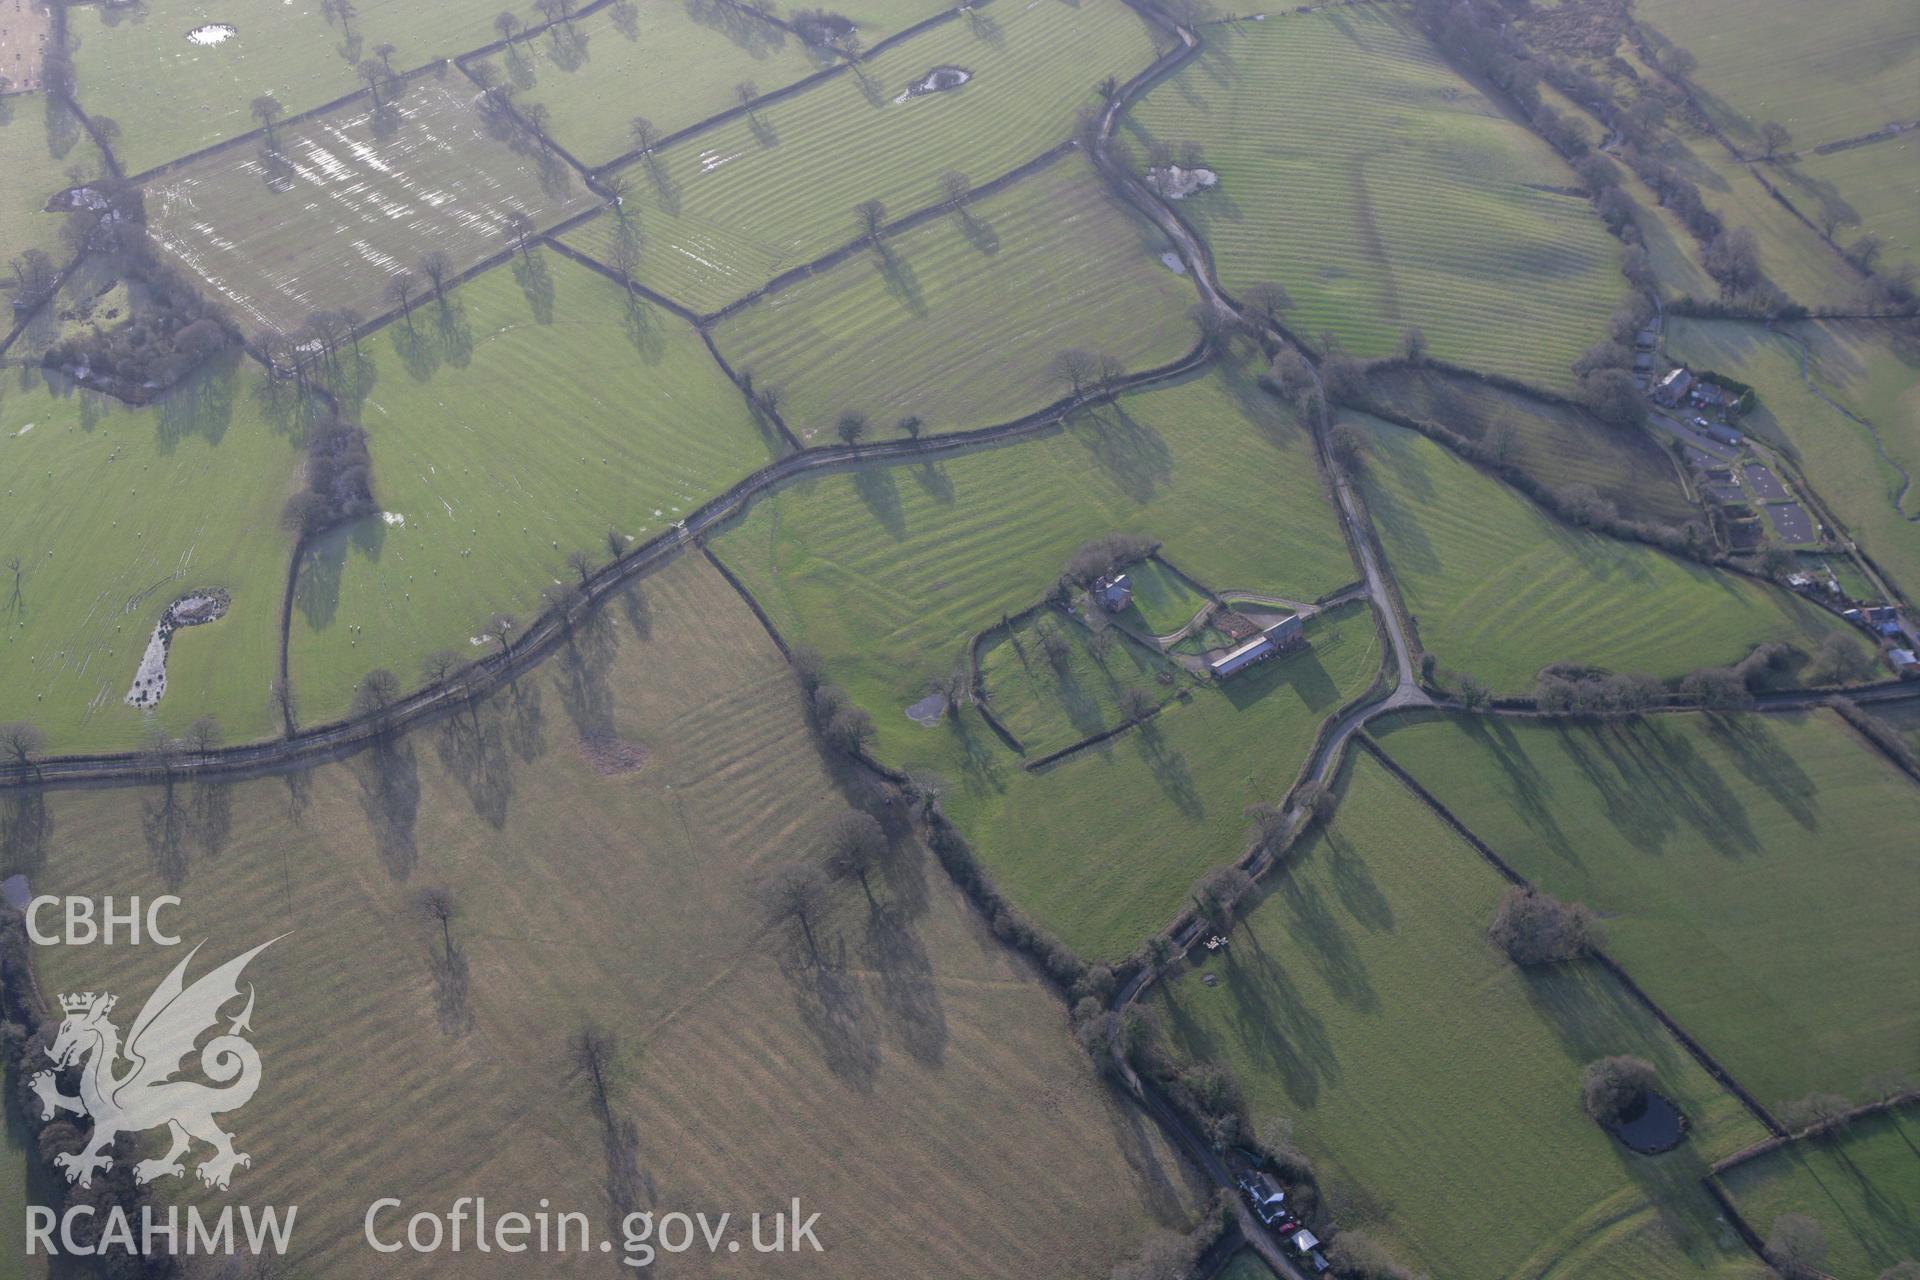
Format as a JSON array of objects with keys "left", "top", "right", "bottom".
[
  {"left": 1654, "top": 367, "right": 1694, "bottom": 406},
  {"left": 1208, "top": 614, "right": 1304, "bottom": 679}
]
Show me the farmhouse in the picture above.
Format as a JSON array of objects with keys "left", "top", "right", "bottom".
[
  {"left": 1653, "top": 367, "right": 1693, "bottom": 407},
  {"left": 1208, "top": 614, "right": 1304, "bottom": 680},
  {"left": 1093, "top": 573, "right": 1134, "bottom": 612}
]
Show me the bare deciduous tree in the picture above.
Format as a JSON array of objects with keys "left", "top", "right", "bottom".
[
  {"left": 835, "top": 411, "right": 867, "bottom": 444},
  {"left": 493, "top": 10, "right": 522, "bottom": 43},
  {"left": 1765, "top": 1214, "right": 1826, "bottom": 1280},
  {"left": 566, "top": 549, "right": 595, "bottom": 585},
  {"left": 420, "top": 648, "right": 464, "bottom": 687},
  {"left": 939, "top": 170, "right": 970, "bottom": 208},
  {"left": 352, "top": 668, "right": 403, "bottom": 724},
  {"left": 628, "top": 115, "right": 659, "bottom": 153},
  {"left": 249, "top": 94, "right": 285, "bottom": 140},
  {"left": 420, "top": 250, "right": 453, "bottom": 301},
  {"left": 854, "top": 199, "right": 886, "bottom": 242},
  {"left": 823, "top": 810, "right": 887, "bottom": 908},
  {"left": 759, "top": 862, "right": 830, "bottom": 960},
  {"left": 567, "top": 1021, "right": 620, "bottom": 1118},
  {"left": 0, "top": 722, "right": 45, "bottom": 774},
  {"left": 414, "top": 886, "right": 459, "bottom": 959}
]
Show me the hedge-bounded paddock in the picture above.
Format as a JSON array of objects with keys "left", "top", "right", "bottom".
[
  {"left": 711, "top": 155, "right": 1197, "bottom": 441},
  {"left": 563, "top": 0, "right": 1166, "bottom": 312},
  {"left": 1126, "top": 6, "right": 1622, "bottom": 392},
  {"left": 286, "top": 248, "right": 777, "bottom": 722},
  {"left": 1376, "top": 709, "right": 1920, "bottom": 1109},
  {"left": 0, "top": 354, "right": 303, "bottom": 753},
  {"left": 1350, "top": 412, "right": 1851, "bottom": 691},
  {"left": 1149, "top": 750, "right": 1767, "bottom": 1279}
]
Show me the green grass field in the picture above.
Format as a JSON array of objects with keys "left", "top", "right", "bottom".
[
  {"left": 1664, "top": 318, "right": 1920, "bottom": 601},
  {"left": 711, "top": 155, "right": 1196, "bottom": 441},
  {"left": 1775, "top": 135, "right": 1920, "bottom": 275},
  {"left": 1151, "top": 751, "right": 1767, "bottom": 1279},
  {"left": 779, "top": 0, "right": 956, "bottom": 45},
  {"left": 495, "top": 0, "right": 826, "bottom": 167},
  {"left": 1122, "top": 556, "right": 1211, "bottom": 637},
  {"left": 1633, "top": 0, "right": 1920, "bottom": 152},
  {"left": 1878, "top": 700, "right": 1920, "bottom": 754},
  {"left": 1351, "top": 412, "right": 1849, "bottom": 691},
  {"left": 0, "top": 356, "right": 303, "bottom": 752},
  {"left": 564, "top": 0, "right": 1164, "bottom": 312},
  {"left": 29, "top": 553, "right": 1205, "bottom": 1277},
  {"left": 942, "top": 602, "right": 1377, "bottom": 959},
  {"left": 0, "top": 94, "right": 101, "bottom": 277},
  {"left": 1363, "top": 366, "right": 1697, "bottom": 526},
  {"left": 1674, "top": 141, "right": 1864, "bottom": 309},
  {"left": 285, "top": 246, "right": 777, "bottom": 722},
  {"left": 143, "top": 75, "right": 598, "bottom": 340},
  {"left": 977, "top": 609, "right": 1184, "bottom": 757},
  {"left": 1720, "top": 1107, "right": 1920, "bottom": 1280},
  {"left": 1124, "top": 5, "right": 1622, "bottom": 392},
  {"left": 0, "top": 1111, "right": 47, "bottom": 1280},
  {"left": 71, "top": 0, "right": 549, "bottom": 174},
  {"left": 709, "top": 357, "right": 1353, "bottom": 769},
  {"left": 1376, "top": 709, "right": 1920, "bottom": 1109}
]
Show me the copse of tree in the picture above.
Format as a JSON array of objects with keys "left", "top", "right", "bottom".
[
  {"left": 1489, "top": 886, "right": 1603, "bottom": 965},
  {"left": 1765, "top": 1213, "right": 1827, "bottom": 1280},
  {"left": 1191, "top": 865, "right": 1254, "bottom": 937},
  {"left": 1534, "top": 668, "right": 1664, "bottom": 716},
  {"left": 1581, "top": 1054, "right": 1657, "bottom": 1125},
  {"left": 282, "top": 414, "right": 375, "bottom": 534},
  {"left": 1678, "top": 665, "right": 1749, "bottom": 709},
  {"left": 1058, "top": 532, "right": 1156, "bottom": 590},
  {"left": 811, "top": 683, "right": 875, "bottom": 757},
  {"left": 1329, "top": 421, "right": 1368, "bottom": 475}
]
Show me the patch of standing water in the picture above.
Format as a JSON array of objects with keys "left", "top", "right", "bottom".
[
  {"left": 186, "top": 23, "right": 236, "bottom": 46},
  {"left": 905, "top": 692, "right": 948, "bottom": 725},
  {"left": 124, "top": 589, "right": 230, "bottom": 709},
  {"left": 1608, "top": 1091, "right": 1688, "bottom": 1154},
  {"left": 893, "top": 66, "right": 972, "bottom": 105},
  {"left": 1160, "top": 252, "right": 1186, "bottom": 275}
]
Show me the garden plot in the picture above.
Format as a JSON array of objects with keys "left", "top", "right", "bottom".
[
  {"left": 70, "top": 0, "right": 548, "bottom": 175},
  {"left": 497, "top": 0, "right": 826, "bottom": 168},
  {"left": 1351, "top": 413, "right": 1849, "bottom": 691},
  {"left": 142, "top": 75, "right": 598, "bottom": 339},
  {"left": 1126, "top": 6, "right": 1622, "bottom": 392},
  {"left": 284, "top": 248, "right": 777, "bottom": 722},
  {"left": 563, "top": 0, "right": 1163, "bottom": 313},
  {"left": 711, "top": 156, "right": 1196, "bottom": 440},
  {"left": 1151, "top": 751, "right": 1767, "bottom": 1279},
  {"left": 32, "top": 554, "right": 1207, "bottom": 1279},
  {"left": 1377, "top": 709, "right": 1920, "bottom": 1109},
  {"left": 0, "top": 357, "right": 302, "bottom": 753}
]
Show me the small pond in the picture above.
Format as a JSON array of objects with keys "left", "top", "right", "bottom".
[
  {"left": 904, "top": 691, "right": 947, "bottom": 726},
  {"left": 894, "top": 65, "right": 972, "bottom": 104},
  {"left": 1608, "top": 1091, "right": 1687, "bottom": 1154},
  {"left": 186, "top": 23, "right": 236, "bottom": 46}
]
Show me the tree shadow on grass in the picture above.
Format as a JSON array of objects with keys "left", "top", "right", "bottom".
[
  {"left": 852, "top": 465, "right": 905, "bottom": 539},
  {"left": 433, "top": 697, "right": 514, "bottom": 829},
  {"left": 1066, "top": 401, "right": 1173, "bottom": 503},
  {"left": 1131, "top": 716, "right": 1201, "bottom": 818},
  {"left": 513, "top": 249, "right": 555, "bottom": 324},
  {"left": 780, "top": 933, "right": 882, "bottom": 1092},
  {"left": 349, "top": 736, "right": 420, "bottom": 882},
  {"left": 860, "top": 905, "right": 947, "bottom": 1067},
  {"left": 875, "top": 248, "right": 926, "bottom": 317},
  {"left": 555, "top": 606, "right": 620, "bottom": 742},
  {"left": 0, "top": 790, "right": 52, "bottom": 878},
  {"left": 428, "top": 944, "right": 474, "bottom": 1037}
]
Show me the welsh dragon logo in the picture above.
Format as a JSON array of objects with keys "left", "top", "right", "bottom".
[{"left": 31, "top": 939, "right": 280, "bottom": 1191}]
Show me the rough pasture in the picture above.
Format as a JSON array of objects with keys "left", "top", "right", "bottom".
[
  {"left": 142, "top": 75, "right": 597, "bottom": 339},
  {"left": 1776, "top": 135, "right": 1920, "bottom": 276},
  {"left": 0, "top": 94, "right": 101, "bottom": 275}
]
